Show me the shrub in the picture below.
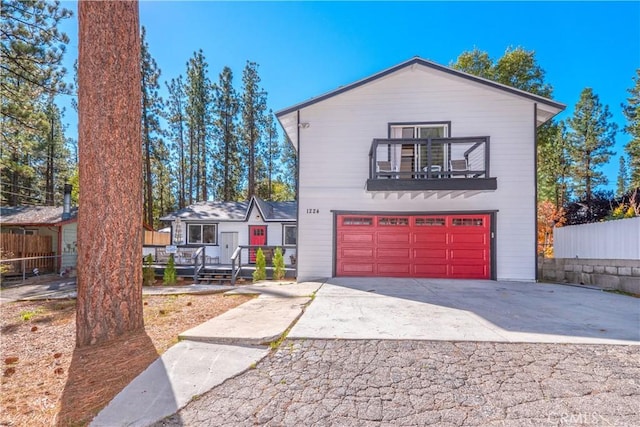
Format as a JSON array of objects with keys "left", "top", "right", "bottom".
[
  {"left": 272, "top": 247, "right": 285, "bottom": 280},
  {"left": 252, "top": 248, "right": 266, "bottom": 282},
  {"left": 163, "top": 254, "right": 177, "bottom": 285},
  {"left": 143, "top": 254, "right": 155, "bottom": 286}
]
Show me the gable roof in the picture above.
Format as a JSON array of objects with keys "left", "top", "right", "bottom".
[
  {"left": 159, "top": 197, "right": 296, "bottom": 222},
  {"left": 276, "top": 57, "right": 566, "bottom": 149},
  {"left": 0, "top": 206, "right": 78, "bottom": 226}
]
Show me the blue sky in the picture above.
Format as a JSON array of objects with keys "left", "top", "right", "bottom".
[{"left": 58, "top": 1, "right": 639, "bottom": 191}]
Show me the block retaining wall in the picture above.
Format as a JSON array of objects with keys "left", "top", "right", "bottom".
[{"left": 538, "top": 258, "right": 640, "bottom": 295}]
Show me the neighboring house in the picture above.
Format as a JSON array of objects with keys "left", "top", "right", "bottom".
[
  {"left": 159, "top": 196, "right": 297, "bottom": 266},
  {"left": 276, "top": 57, "right": 564, "bottom": 282},
  {"left": 0, "top": 206, "right": 78, "bottom": 273}
]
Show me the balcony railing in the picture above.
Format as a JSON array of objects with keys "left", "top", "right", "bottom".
[{"left": 367, "top": 136, "right": 497, "bottom": 191}]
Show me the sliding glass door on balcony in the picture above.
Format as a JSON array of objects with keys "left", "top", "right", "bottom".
[{"left": 389, "top": 124, "right": 448, "bottom": 177}]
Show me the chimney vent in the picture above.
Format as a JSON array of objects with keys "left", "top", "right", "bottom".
[{"left": 62, "top": 184, "right": 72, "bottom": 220}]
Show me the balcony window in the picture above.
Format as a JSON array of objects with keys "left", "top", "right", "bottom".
[{"left": 367, "top": 124, "right": 497, "bottom": 192}]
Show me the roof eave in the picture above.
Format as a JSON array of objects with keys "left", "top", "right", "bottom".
[{"left": 275, "top": 57, "right": 565, "bottom": 118}]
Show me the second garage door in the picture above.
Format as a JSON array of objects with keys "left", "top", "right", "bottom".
[{"left": 336, "top": 214, "right": 492, "bottom": 279}]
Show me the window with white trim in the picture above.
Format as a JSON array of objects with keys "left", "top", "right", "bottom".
[
  {"left": 187, "top": 224, "right": 217, "bottom": 244},
  {"left": 283, "top": 224, "right": 297, "bottom": 246}
]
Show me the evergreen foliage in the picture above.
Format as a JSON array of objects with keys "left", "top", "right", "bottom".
[
  {"left": 252, "top": 248, "right": 267, "bottom": 282},
  {"left": 163, "top": 254, "right": 177, "bottom": 285},
  {"left": 166, "top": 75, "right": 188, "bottom": 208},
  {"left": 185, "top": 50, "right": 213, "bottom": 203},
  {"left": 1, "top": 0, "right": 73, "bottom": 206},
  {"left": 617, "top": 156, "right": 629, "bottom": 197},
  {"left": 280, "top": 136, "right": 298, "bottom": 200},
  {"left": 272, "top": 247, "right": 285, "bottom": 280},
  {"left": 538, "top": 121, "right": 571, "bottom": 209},
  {"left": 240, "top": 61, "right": 268, "bottom": 199},
  {"left": 213, "top": 66, "right": 242, "bottom": 201},
  {"left": 622, "top": 69, "right": 640, "bottom": 188},
  {"left": 141, "top": 26, "right": 171, "bottom": 227},
  {"left": 451, "top": 46, "right": 556, "bottom": 203},
  {"left": 567, "top": 88, "right": 617, "bottom": 207},
  {"left": 143, "top": 253, "right": 155, "bottom": 286}
]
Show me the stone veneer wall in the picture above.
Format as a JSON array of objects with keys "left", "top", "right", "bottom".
[{"left": 538, "top": 258, "right": 640, "bottom": 294}]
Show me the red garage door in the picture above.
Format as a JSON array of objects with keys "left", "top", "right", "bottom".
[{"left": 336, "top": 214, "right": 491, "bottom": 279}]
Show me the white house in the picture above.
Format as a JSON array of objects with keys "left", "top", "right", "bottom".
[
  {"left": 276, "top": 57, "right": 564, "bottom": 282},
  {"left": 159, "top": 196, "right": 297, "bottom": 266}
]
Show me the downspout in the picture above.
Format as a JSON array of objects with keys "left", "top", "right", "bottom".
[
  {"left": 295, "top": 110, "right": 300, "bottom": 279},
  {"left": 57, "top": 225, "right": 62, "bottom": 273},
  {"left": 534, "top": 103, "right": 539, "bottom": 282}
]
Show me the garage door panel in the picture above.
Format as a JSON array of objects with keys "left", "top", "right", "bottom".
[
  {"left": 377, "top": 263, "right": 411, "bottom": 275},
  {"left": 341, "top": 263, "right": 375, "bottom": 274},
  {"left": 377, "top": 232, "right": 411, "bottom": 245},
  {"left": 450, "top": 248, "right": 488, "bottom": 260},
  {"left": 449, "top": 233, "right": 487, "bottom": 245},
  {"left": 450, "top": 264, "right": 488, "bottom": 277},
  {"left": 414, "top": 264, "right": 448, "bottom": 276},
  {"left": 336, "top": 214, "right": 491, "bottom": 279},
  {"left": 341, "top": 248, "right": 374, "bottom": 258},
  {"left": 376, "top": 248, "right": 411, "bottom": 258},
  {"left": 413, "top": 248, "right": 448, "bottom": 259},
  {"left": 339, "top": 232, "right": 374, "bottom": 244},
  {"left": 413, "top": 232, "right": 447, "bottom": 244}
]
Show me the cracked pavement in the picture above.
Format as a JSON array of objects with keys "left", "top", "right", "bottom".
[{"left": 155, "top": 340, "right": 640, "bottom": 426}]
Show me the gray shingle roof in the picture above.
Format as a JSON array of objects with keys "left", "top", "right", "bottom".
[
  {"left": 159, "top": 197, "right": 296, "bottom": 222},
  {"left": 0, "top": 206, "right": 78, "bottom": 225}
]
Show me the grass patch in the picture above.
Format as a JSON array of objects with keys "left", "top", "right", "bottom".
[
  {"left": 18, "top": 308, "right": 44, "bottom": 322},
  {"left": 605, "top": 289, "right": 640, "bottom": 298}
]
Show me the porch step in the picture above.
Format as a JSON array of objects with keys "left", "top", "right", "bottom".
[{"left": 196, "top": 267, "right": 234, "bottom": 285}]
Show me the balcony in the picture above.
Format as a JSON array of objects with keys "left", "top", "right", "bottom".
[{"left": 367, "top": 137, "right": 497, "bottom": 192}]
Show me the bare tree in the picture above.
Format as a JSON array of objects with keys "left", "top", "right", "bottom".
[{"left": 76, "top": 0, "right": 143, "bottom": 347}]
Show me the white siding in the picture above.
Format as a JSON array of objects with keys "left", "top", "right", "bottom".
[
  {"left": 554, "top": 217, "right": 640, "bottom": 260},
  {"left": 296, "top": 66, "right": 537, "bottom": 281},
  {"left": 171, "top": 204, "right": 296, "bottom": 265}
]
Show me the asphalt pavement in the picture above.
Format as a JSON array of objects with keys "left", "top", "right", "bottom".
[{"left": 4, "top": 276, "right": 639, "bottom": 426}]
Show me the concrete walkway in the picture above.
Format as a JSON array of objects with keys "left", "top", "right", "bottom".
[
  {"left": 90, "top": 281, "right": 322, "bottom": 427},
  {"left": 289, "top": 278, "right": 640, "bottom": 345}
]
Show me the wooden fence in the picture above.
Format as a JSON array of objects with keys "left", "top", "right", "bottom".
[
  {"left": 0, "top": 233, "right": 56, "bottom": 274},
  {"left": 144, "top": 230, "right": 171, "bottom": 246}
]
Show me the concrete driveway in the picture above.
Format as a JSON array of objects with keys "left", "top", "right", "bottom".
[{"left": 289, "top": 278, "right": 640, "bottom": 345}]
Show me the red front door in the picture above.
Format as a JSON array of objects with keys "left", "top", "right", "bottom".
[{"left": 249, "top": 225, "right": 267, "bottom": 263}]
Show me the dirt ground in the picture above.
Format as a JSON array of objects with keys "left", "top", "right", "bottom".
[{"left": 0, "top": 291, "right": 252, "bottom": 427}]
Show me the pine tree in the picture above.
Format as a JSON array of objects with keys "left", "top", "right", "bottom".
[
  {"left": 567, "top": 88, "right": 617, "bottom": 207},
  {"left": 263, "top": 110, "right": 281, "bottom": 200},
  {"left": 280, "top": 136, "right": 298, "bottom": 200},
  {"left": 240, "top": 61, "right": 267, "bottom": 199},
  {"left": 185, "top": 50, "right": 213, "bottom": 202},
  {"left": 1, "top": 0, "right": 72, "bottom": 205},
  {"left": 617, "top": 156, "right": 629, "bottom": 197},
  {"left": 538, "top": 121, "right": 571, "bottom": 209},
  {"left": 622, "top": 69, "right": 640, "bottom": 189},
  {"left": 213, "top": 66, "right": 242, "bottom": 201},
  {"left": 140, "top": 26, "right": 164, "bottom": 226},
  {"left": 39, "top": 100, "right": 72, "bottom": 205},
  {"left": 166, "top": 76, "right": 188, "bottom": 208}
]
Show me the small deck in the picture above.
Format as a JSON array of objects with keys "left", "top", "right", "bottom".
[{"left": 151, "top": 263, "right": 296, "bottom": 285}]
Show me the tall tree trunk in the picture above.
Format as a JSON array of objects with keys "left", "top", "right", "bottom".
[
  {"left": 45, "top": 110, "right": 55, "bottom": 205},
  {"left": 76, "top": 0, "right": 143, "bottom": 347}
]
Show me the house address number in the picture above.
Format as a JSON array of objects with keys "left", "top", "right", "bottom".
[{"left": 306, "top": 208, "right": 320, "bottom": 214}]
